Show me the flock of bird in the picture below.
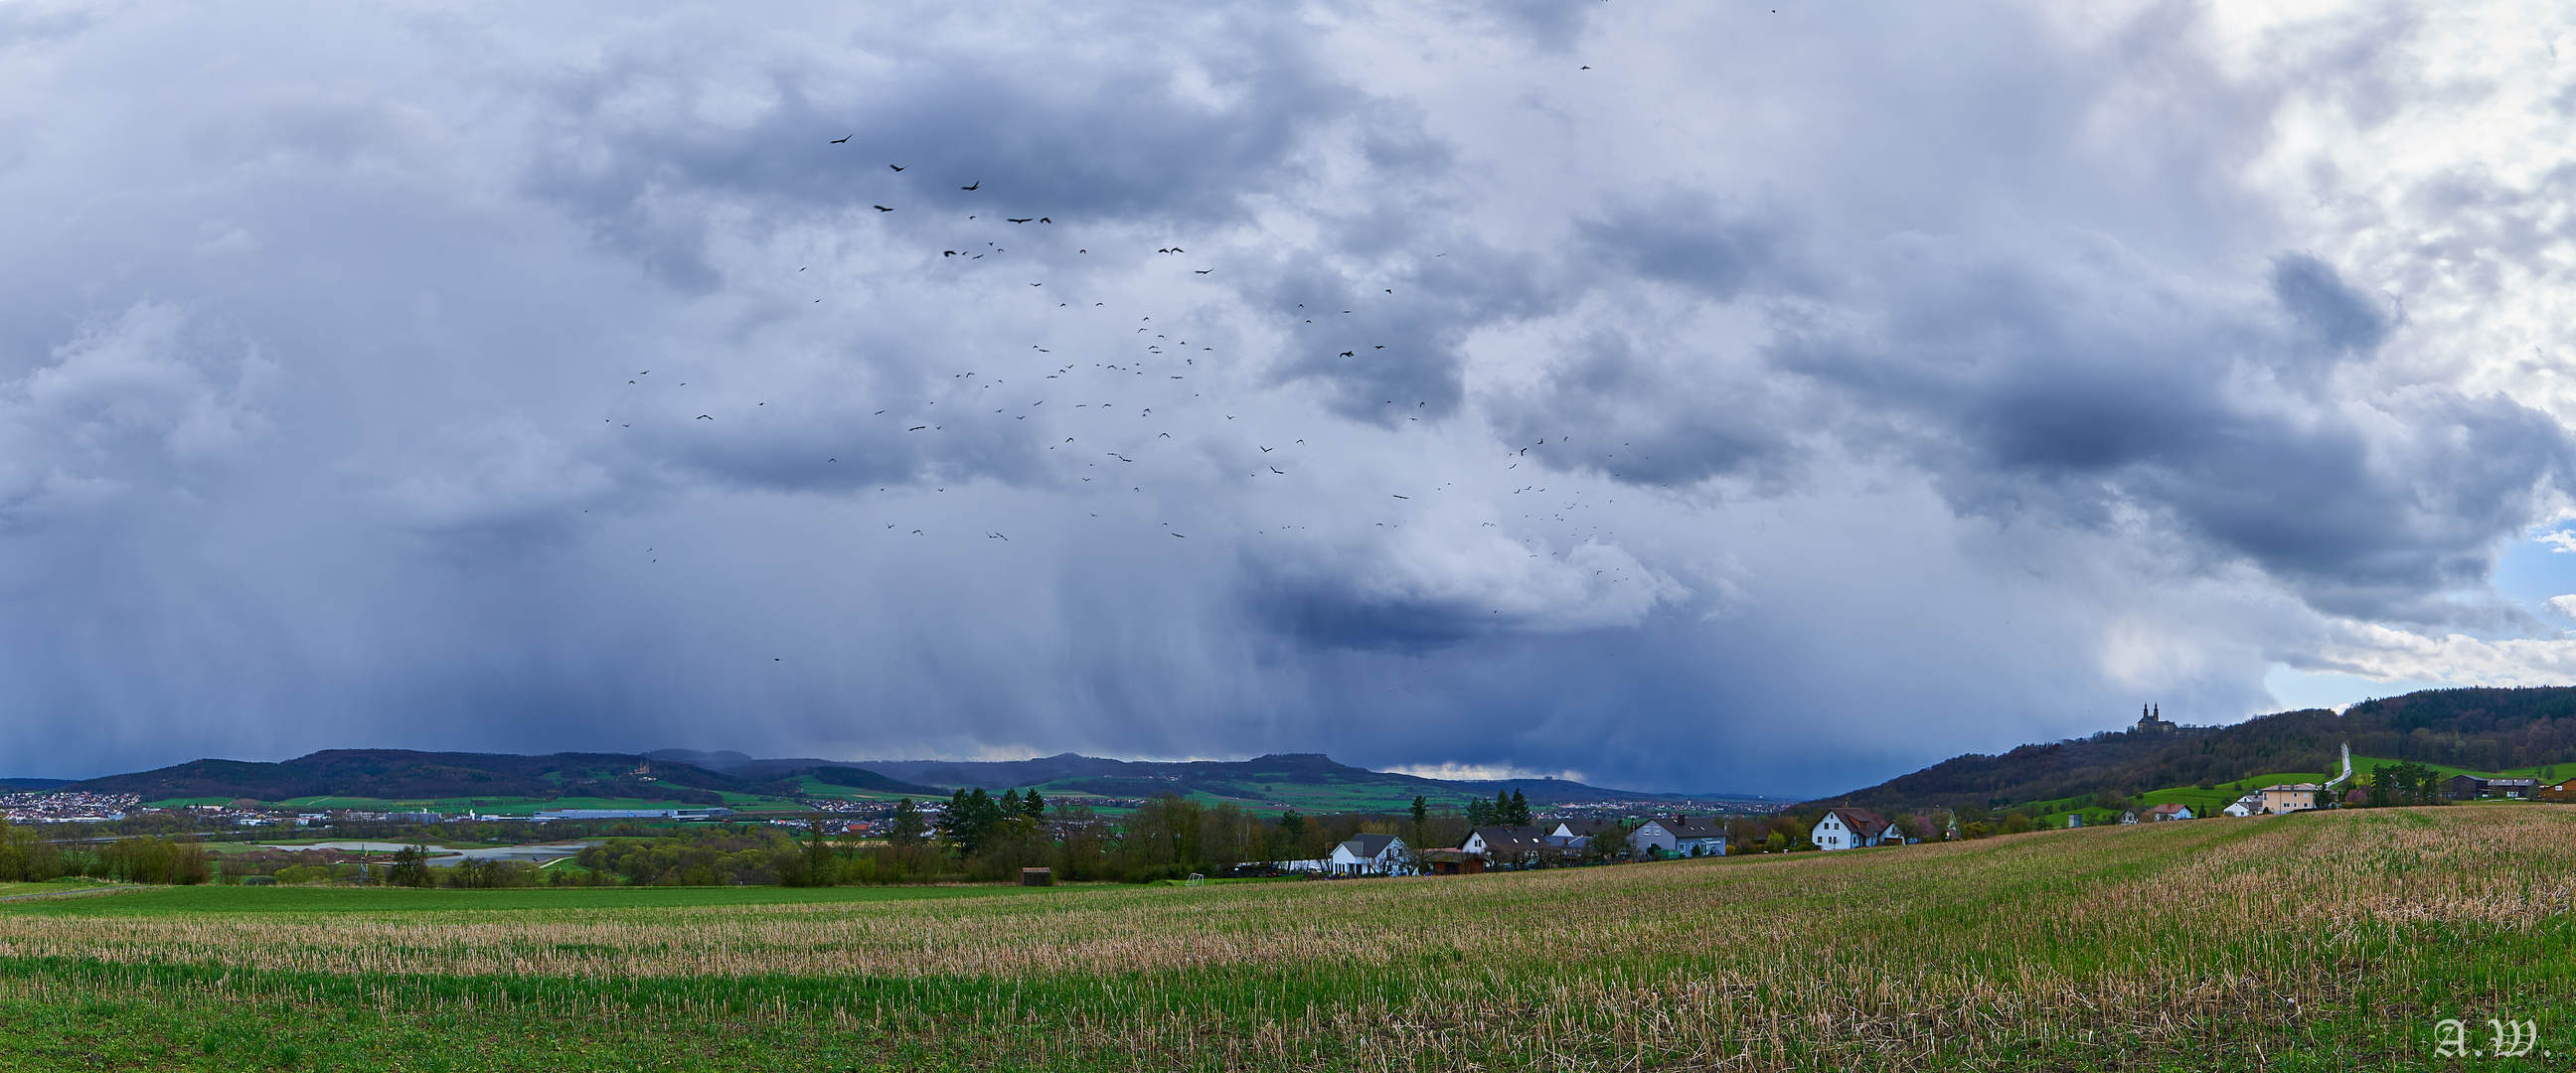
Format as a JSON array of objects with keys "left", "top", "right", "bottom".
[{"left": 604, "top": 135, "right": 1655, "bottom": 598}]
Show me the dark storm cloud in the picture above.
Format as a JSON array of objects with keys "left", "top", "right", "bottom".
[{"left": 2, "top": 1, "right": 2569, "bottom": 795}]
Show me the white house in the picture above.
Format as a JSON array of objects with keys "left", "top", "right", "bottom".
[
  {"left": 1328, "top": 833, "right": 1411, "bottom": 876},
  {"left": 1629, "top": 816, "right": 1729, "bottom": 857},
  {"left": 1811, "top": 808, "right": 1898, "bottom": 851},
  {"left": 2222, "top": 793, "right": 2262, "bottom": 818},
  {"left": 2144, "top": 803, "right": 2192, "bottom": 822}
]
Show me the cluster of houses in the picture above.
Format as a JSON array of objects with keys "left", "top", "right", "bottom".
[
  {"left": 1305, "top": 766, "right": 2576, "bottom": 876},
  {"left": 1310, "top": 816, "right": 1735, "bottom": 876}
]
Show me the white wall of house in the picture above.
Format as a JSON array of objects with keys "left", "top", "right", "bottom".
[{"left": 1811, "top": 815, "right": 1851, "bottom": 850}]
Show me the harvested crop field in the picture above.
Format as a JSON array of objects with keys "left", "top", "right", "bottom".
[{"left": 0, "top": 806, "right": 2566, "bottom": 1070}]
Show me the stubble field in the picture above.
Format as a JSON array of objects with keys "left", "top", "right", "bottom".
[{"left": 0, "top": 806, "right": 2566, "bottom": 1071}]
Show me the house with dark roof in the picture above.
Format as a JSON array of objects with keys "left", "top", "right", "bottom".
[
  {"left": 1629, "top": 816, "right": 1728, "bottom": 857},
  {"left": 1328, "top": 833, "right": 1411, "bottom": 875},
  {"left": 1811, "top": 808, "right": 1897, "bottom": 850},
  {"left": 1460, "top": 827, "right": 1551, "bottom": 868},
  {"left": 1548, "top": 820, "right": 1629, "bottom": 856}
]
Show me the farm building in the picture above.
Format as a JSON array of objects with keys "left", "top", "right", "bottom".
[
  {"left": 2541, "top": 778, "right": 2576, "bottom": 803},
  {"left": 1811, "top": 808, "right": 1897, "bottom": 850},
  {"left": 1629, "top": 816, "right": 1728, "bottom": 857},
  {"left": 1417, "top": 848, "right": 1483, "bottom": 875}
]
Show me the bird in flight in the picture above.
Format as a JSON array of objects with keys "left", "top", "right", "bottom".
[
  {"left": 1039, "top": 218, "right": 1051, "bottom": 224},
  {"left": 1007, "top": 218, "right": 1033, "bottom": 224},
  {"left": 829, "top": 135, "right": 852, "bottom": 143},
  {"left": 888, "top": 165, "right": 904, "bottom": 172},
  {"left": 1195, "top": 269, "right": 1211, "bottom": 274},
  {"left": 874, "top": 205, "right": 893, "bottom": 212},
  {"left": 697, "top": 414, "right": 712, "bottom": 420},
  {"left": 960, "top": 181, "right": 980, "bottom": 191}
]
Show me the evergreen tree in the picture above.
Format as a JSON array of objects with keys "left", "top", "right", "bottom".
[
  {"left": 1410, "top": 795, "right": 1429, "bottom": 827},
  {"left": 1507, "top": 789, "right": 1532, "bottom": 827},
  {"left": 1464, "top": 797, "right": 1494, "bottom": 827},
  {"left": 1022, "top": 789, "right": 1048, "bottom": 818},
  {"left": 887, "top": 798, "right": 927, "bottom": 848},
  {"left": 939, "top": 788, "right": 1004, "bottom": 855}
]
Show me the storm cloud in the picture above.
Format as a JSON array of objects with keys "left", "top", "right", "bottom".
[{"left": 4, "top": 0, "right": 2575, "bottom": 795}]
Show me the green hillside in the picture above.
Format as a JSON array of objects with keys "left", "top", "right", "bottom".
[{"left": 1820, "top": 686, "right": 2576, "bottom": 813}]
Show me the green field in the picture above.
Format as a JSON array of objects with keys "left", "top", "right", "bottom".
[{"left": 0, "top": 806, "right": 2566, "bottom": 1070}]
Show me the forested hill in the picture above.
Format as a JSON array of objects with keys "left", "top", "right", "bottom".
[
  {"left": 655, "top": 749, "right": 1730, "bottom": 805},
  {"left": 69, "top": 750, "right": 753, "bottom": 804},
  {"left": 1814, "top": 687, "right": 2576, "bottom": 812}
]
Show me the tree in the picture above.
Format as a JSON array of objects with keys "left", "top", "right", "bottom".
[
  {"left": 1409, "top": 795, "right": 1429, "bottom": 846},
  {"left": 1505, "top": 789, "right": 1532, "bottom": 827},
  {"left": 1277, "top": 808, "right": 1306, "bottom": 861},
  {"left": 1464, "top": 797, "right": 1494, "bottom": 827},
  {"left": 388, "top": 845, "right": 433, "bottom": 888},
  {"left": 887, "top": 799, "right": 928, "bottom": 848},
  {"left": 1021, "top": 789, "right": 1047, "bottom": 819},
  {"left": 939, "top": 788, "right": 1004, "bottom": 856}
]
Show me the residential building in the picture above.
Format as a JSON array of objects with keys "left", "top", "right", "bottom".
[
  {"left": 2537, "top": 777, "right": 2576, "bottom": 803},
  {"left": 2257, "top": 784, "right": 2320, "bottom": 814},
  {"left": 1548, "top": 820, "right": 1628, "bottom": 856},
  {"left": 2119, "top": 810, "right": 2139, "bottom": 825},
  {"left": 1810, "top": 808, "right": 1898, "bottom": 851},
  {"left": 1460, "top": 827, "right": 1550, "bottom": 867},
  {"left": 1328, "top": 834, "right": 1411, "bottom": 876},
  {"left": 2144, "top": 803, "right": 2192, "bottom": 822},
  {"left": 1629, "top": 816, "right": 1729, "bottom": 857},
  {"left": 2222, "top": 793, "right": 2262, "bottom": 818}
]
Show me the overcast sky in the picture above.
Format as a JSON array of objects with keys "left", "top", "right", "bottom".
[{"left": 6, "top": 1, "right": 2576, "bottom": 795}]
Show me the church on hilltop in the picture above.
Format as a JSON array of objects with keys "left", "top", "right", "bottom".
[{"left": 2136, "top": 703, "right": 2174, "bottom": 733}]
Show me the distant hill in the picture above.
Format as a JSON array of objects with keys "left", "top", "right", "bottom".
[
  {"left": 678, "top": 750, "right": 1761, "bottom": 807},
  {"left": 806, "top": 766, "right": 947, "bottom": 796},
  {"left": 1813, "top": 687, "right": 2576, "bottom": 813},
  {"left": 0, "top": 778, "right": 72, "bottom": 791},
  {"left": 54, "top": 747, "right": 1763, "bottom": 812},
  {"left": 69, "top": 750, "right": 749, "bottom": 805}
]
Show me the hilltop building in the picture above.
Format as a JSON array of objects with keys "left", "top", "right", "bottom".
[{"left": 2135, "top": 703, "right": 2174, "bottom": 733}]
